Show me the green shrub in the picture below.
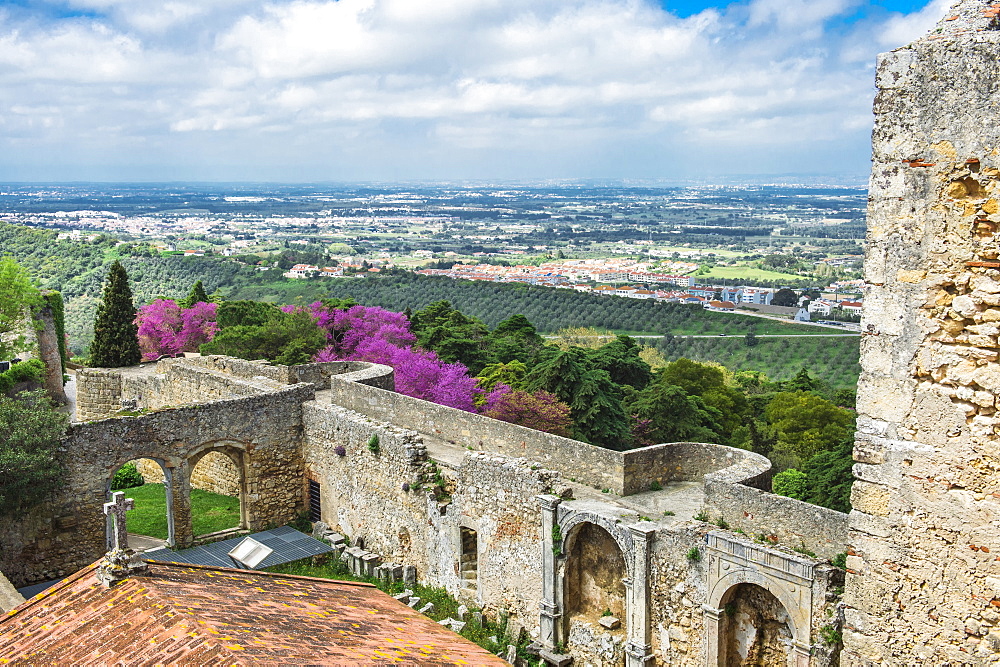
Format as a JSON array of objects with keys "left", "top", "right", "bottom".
[
  {"left": 831, "top": 552, "right": 847, "bottom": 569},
  {"left": 367, "top": 433, "right": 380, "bottom": 455},
  {"left": 686, "top": 546, "right": 701, "bottom": 562},
  {"left": 0, "top": 359, "right": 45, "bottom": 395},
  {"left": 0, "top": 389, "right": 67, "bottom": 516},
  {"left": 772, "top": 468, "right": 808, "bottom": 500},
  {"left": 649, "top": 480, "right": 662, "bottom": 491},
  {"left": 111, "top": 461, "right": 145, "bottom": 490}
]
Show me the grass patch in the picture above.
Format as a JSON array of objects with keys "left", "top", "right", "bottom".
[
  {"left": 267, "top": 557, "right": 539, "bottom": 664},
  {"left": 123, "top": 483, "right": 241, "bottom": 539}
]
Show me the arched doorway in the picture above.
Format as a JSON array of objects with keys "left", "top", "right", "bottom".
[
  {"left": 187, "top": 448, "right": 244, "bottom": 538},
  {"left": 106, "top": 458, "right": 175, "bottom": 549},
  {"left": 562, "top": 521, "right": 627, "bottom": 664},
  {"left": 719, "top": 583, "right": 794, "bottom": 667}
]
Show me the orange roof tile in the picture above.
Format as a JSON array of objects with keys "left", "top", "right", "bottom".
[{"left": 0, "top": 560, "right": 507, "bottom": 666}]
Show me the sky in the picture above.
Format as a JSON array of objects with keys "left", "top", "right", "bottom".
[{"left": 0, "top": 0, "right": 954, "bottom": 183}]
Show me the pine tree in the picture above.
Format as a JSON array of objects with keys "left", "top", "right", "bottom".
[
  {"left": 181, "top": 280, "right": 209, "bottom": 308},
  {"left": 90, "top": 261, "right": 141, "bottom": 367}
]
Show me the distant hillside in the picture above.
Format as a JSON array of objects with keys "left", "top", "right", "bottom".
[{"left": 229, "top": 273, "right": 822, "bottom": 336}]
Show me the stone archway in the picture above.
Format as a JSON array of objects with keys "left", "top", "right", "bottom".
[
  {"left": 185, "top": 443, "right": 246, "bottom": 539},
  {"left": 561, "top": 521, "right": 629, "bottom": 666},
  {"left": 704, "top": 532, "right": 815, "bottom": 667},
  {"left": 105, "top": 457, "right": 176, "bottom": 548},
  {"left": 564, "top": 522, "right": 627, "bottom": 622}
]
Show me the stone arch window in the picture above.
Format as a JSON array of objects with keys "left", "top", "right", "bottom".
[
  {"left": 459, "top": 526, "right": 478, "bottom": 593},
  {"left": 562, "top": 522, "right": 628, "bottom": 664},
  {"left": 718, "top": 583, "right": 794, "bottom": 666},
  {"left": 106, "top": 457, "right": 175, "bottom": 549},
  {"left": 187, "top": 446, "right": 245, "bottom": 538}
]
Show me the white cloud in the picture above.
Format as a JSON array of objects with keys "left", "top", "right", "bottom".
[{"left": 0, "top": 0, "right": 955, "bottom": 181}]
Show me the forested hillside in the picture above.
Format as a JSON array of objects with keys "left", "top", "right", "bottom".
[
  {"left": 0, "top": 222, "right": 860, "bottom": 389},
  {"left": 0, "top": 222, "right": 261, "bottom": 351},
  {"left": 656, "top": 335, "right": 860, "bottom": 389}
]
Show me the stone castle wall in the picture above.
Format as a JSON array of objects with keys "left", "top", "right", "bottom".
[
  {"left": 301, "top": 400, "right": 557, "bottom": 629},
  {"left": 847, "top": 1, "right": 1000, "bottom": 663},
  {"left": 0, "top": 384, "right": 311, "bottom": 586}
]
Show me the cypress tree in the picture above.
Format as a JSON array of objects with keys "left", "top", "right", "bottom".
[
  {"left": 181, "top": 280, "right": 209, "bottom": 308},
  {"left": 90, "top": 261, "right": 141, "bottom": 367}
]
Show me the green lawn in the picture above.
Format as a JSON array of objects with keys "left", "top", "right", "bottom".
[
  {"left": 698, "top": 265, "right": 804, "bottom": 282},
  {"left": 121, "top": 483, "right": 241, "bottom": 539}
]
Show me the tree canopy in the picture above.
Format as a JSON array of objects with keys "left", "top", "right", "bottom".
[
  {"left": 0, "top": 257, "right": 41, "bottom": 360},
  {"left": 0, "top": 390, "right": 67, "bottom": 516}
]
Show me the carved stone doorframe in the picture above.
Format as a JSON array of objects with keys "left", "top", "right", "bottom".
[{"left": 703, "top": 531, "right": 816, "bottom": 667}]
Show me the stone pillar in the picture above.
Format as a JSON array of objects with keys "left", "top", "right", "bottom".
[
  {"left": 169, "top": 462, "right": 192, "bottom": 548},
  {"left": 792, "top": 641, "right": 811, "bottom": 667},
  {"left": 536, "top": 494, "right": 562, "bottom": 650},
  {"left": 702, "top": 605, "right": 724, "bottom": 666},
  {"left": 32, "top": 303, "right": 66, "bottom": 404},
  {"left": 625, "top": 524, "right": 655, "bottom": 667}
]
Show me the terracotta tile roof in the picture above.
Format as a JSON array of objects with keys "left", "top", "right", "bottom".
[{"left": 0, "top": 560, "right": 507, "bottom": 666}]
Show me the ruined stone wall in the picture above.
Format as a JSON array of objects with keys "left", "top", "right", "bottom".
[
  {"left": 75, "top": 368, "right": 123, "bottom": 420},
  {"left": 1, "top": 385, "right": 311, "bottom": 586},
  {"left": 847, "top": 2, "right": 1000, "bottom": 663},
  {"left": 301, "top": 399, "right": 558, "bottom": 633},
  {"left": 327, "top": 376, "right": 624, "bottom": 493},
  {"left": 647, "top": 525, "right": 713, "bottom": 663}
]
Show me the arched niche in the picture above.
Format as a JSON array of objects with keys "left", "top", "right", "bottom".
[
  {"left": 717, "top": 583, "right": 795, "bottom": 667},
  {"left": 563, "top": 521, "right": 628, "bottom": 623}
]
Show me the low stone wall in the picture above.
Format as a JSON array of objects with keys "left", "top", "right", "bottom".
[
  {"left": 702, "top": 478, "right": 848, "bottom": 560},
  {"left": 326, "top": 376, "right": 625, "bottom": 494},
  {"left": 75, "top": 368, "right": 123, "bottom": 420},
  {"left": 621, "top": 442, "right": 771, "bottom": 495}
]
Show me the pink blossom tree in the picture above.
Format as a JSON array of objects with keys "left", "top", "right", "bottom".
[
  {"left": 135, "top": 299, "right": 219, "bottom": 361},
  {"left": 481, "top": 383, "right": 573, "bottom": 437}
]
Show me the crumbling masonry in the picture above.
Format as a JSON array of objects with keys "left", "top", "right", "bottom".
[
  {"left": 2, "top": 355, "right": 845, "bottom": 666},
  {"left": 845, "top": 1, "right": 1000, "bottom": 663}
]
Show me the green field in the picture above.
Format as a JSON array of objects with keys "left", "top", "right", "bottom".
[
  {"left": 122, "top": 483, "right": 241, "bottom": 539},
  {"left": 656, "top": 335, "right": 861, "bottom": 389},
  {"left": 698, "top": 265, "right": 804, "bottom": 282},
  {"left": 228, "top": 273, "right": 827, "bottom": 337}
]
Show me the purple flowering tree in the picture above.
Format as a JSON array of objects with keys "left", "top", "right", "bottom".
[
  {"left": 481, "top": 383, "right": 573, "bottom": 437},
  {"left": 136, "top": 299, "right": 218, "bottom": 361}
]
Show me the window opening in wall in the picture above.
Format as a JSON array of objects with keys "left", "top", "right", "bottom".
[
  {"left": 309, "top": 479, "right": 322, "bottom": 522},
  {"left": 107, "top": 458, "right": 174, "bottom": 550},
  {"left": 460, "top": 526, "right": 478, "bottom": 593}
]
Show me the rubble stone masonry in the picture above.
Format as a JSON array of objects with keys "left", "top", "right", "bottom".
[{"left": 846, "top": 1, "right": 1000, "bottom": 663}]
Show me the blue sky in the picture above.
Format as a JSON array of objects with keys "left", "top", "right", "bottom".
[{"left": 0, "top": 0, "right": 955, "bottom": 183}]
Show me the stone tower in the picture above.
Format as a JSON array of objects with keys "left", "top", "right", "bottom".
[{"left": 847, "top": 0, "right": 1000, "bottom": 663}]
